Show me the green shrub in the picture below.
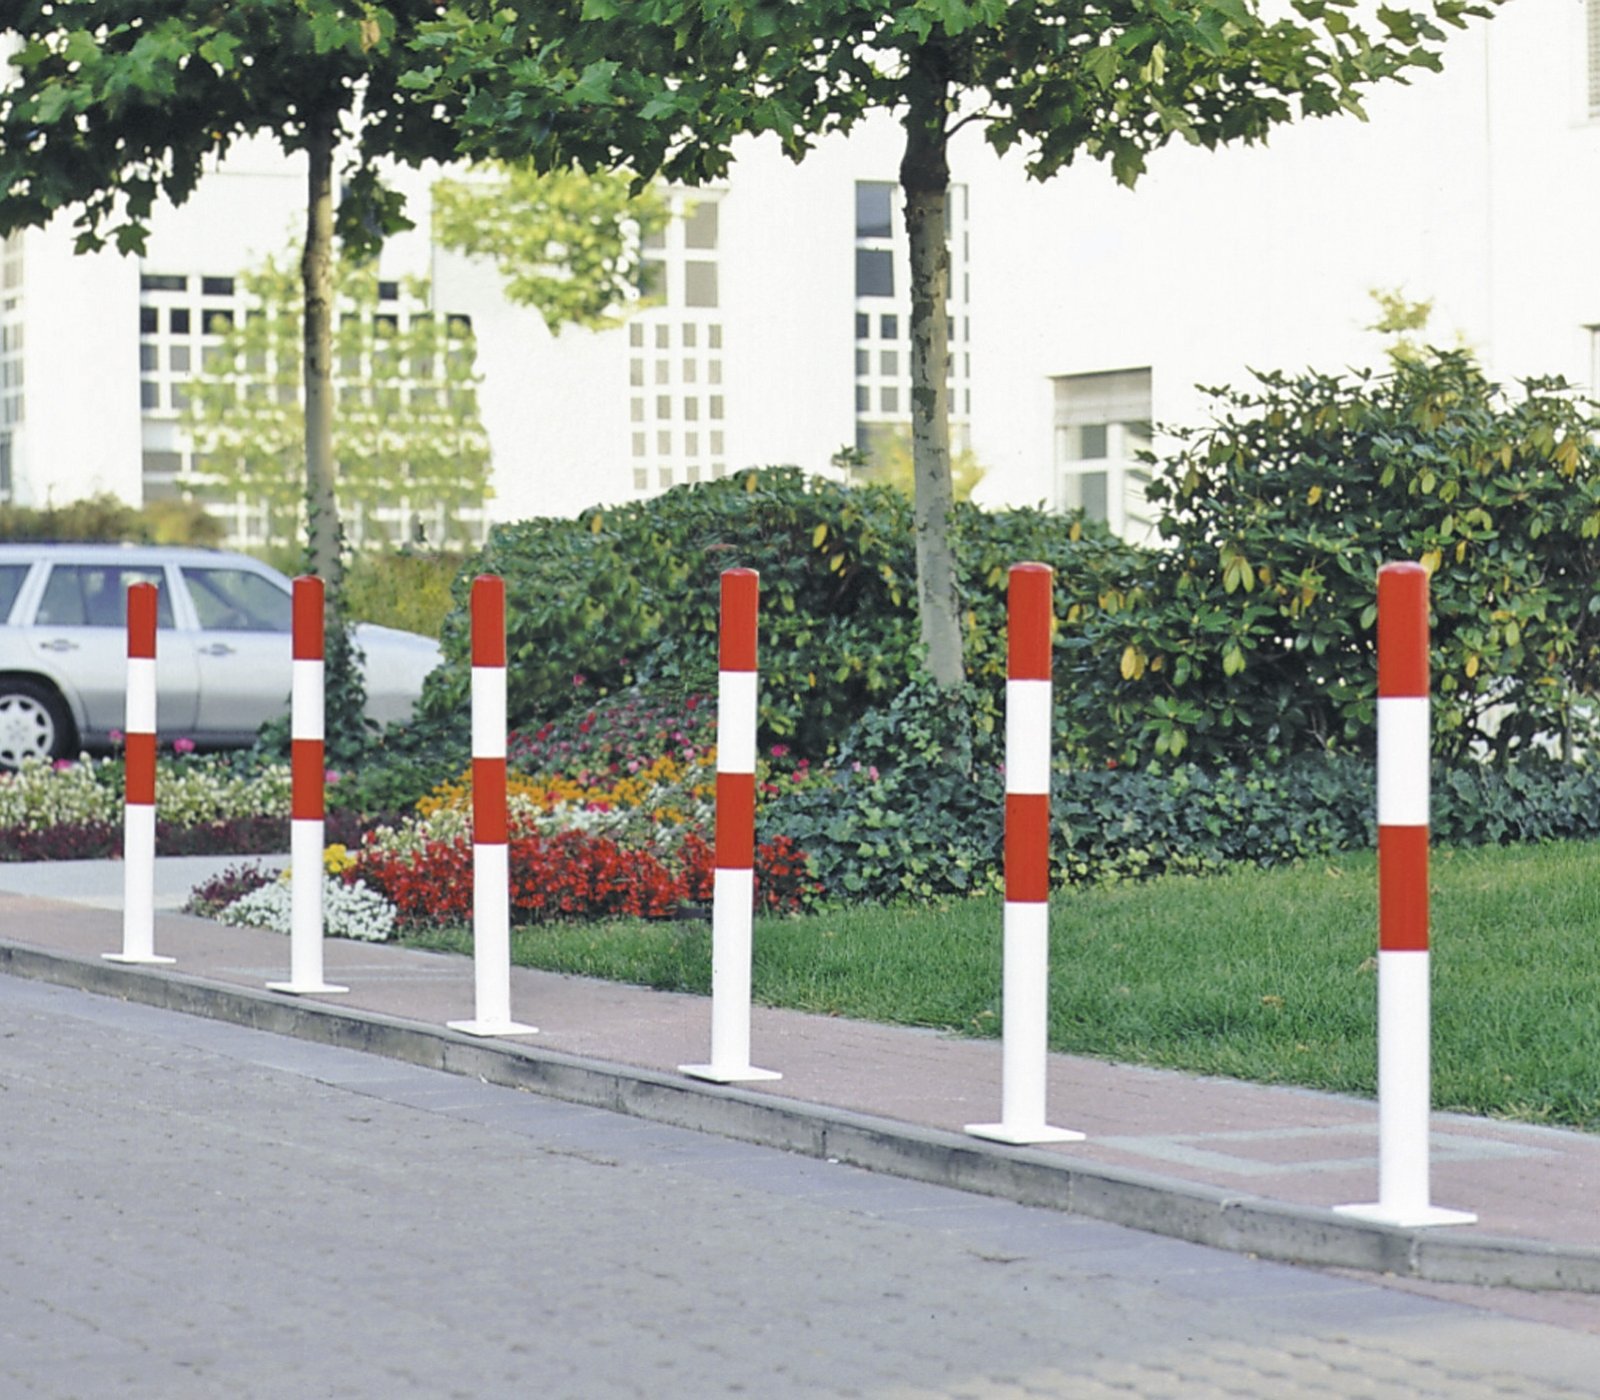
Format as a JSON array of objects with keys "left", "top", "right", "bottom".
[
  {"left": 0, "top": 492, "right": 224, "bottom": 546},
  {"left": 343, "top": 547, "right": 464, "bottom": 639},
  {"left": 1078, "top": 350, "right": 1600, "bottom": 767},
  {"left": 421, "top": 467, "right": 1150, "bottom": 762}
]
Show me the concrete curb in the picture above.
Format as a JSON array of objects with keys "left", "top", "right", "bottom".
[{"left": 7, "top": 938, "right": 1600, "bottom": 1294}]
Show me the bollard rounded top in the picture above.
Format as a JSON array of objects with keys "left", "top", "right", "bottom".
[
  {"left": 471, "top": 574, "right": 507, "bottom": 668},
  {"left": 126, "top": 581, "right": 158, "bottom": 659},
  {"left": 1008, "top": 562, "right": 1054, "bottom": 682},
  {"left": 292, "top": 575, "right": 325, "bottom": 660},
  {"left": 720, "top": 568, "right": 759, "bottom": 672},
  {"left": 1377, "top": 560, "right": 1429, "bottom": 698}
]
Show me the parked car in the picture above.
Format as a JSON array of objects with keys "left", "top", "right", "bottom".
[{"left": 0, "top": 543, "right": 442, "bottom": 768}]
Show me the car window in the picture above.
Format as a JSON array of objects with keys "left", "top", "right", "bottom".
[
  {"left": 181, "top": 567, "right": 292, "bottom": 633},
  {"left": 0, "top": 564, "right": 28, "bottom": 624},
  {"left": 35, "top": 565, "right": 176, "bottom": 628}
]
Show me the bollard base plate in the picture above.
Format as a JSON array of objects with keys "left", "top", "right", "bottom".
[
  {"left": 965, "top": 1122, "right": 1086, "bottom": 1145},
  {"left": 448, "top": 1019, "right": 537, "bottom": 1037},
  {"left": 1333, "top": 1202, "right": 1477, "bottom": 1228},
  {"left": 267, "top": 981, "right": 350, "bottom": 996},
  {"left": 679, "top": 1063, "right": 782, "bottom": 1084},
  {"left": 103, "top": 952, "right": 176, "bottom": 965}
]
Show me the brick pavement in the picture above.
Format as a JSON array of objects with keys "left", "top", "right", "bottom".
[
  {"left": 6, "top": 975, "right": 1600, "bottom": 1398},
  {"left": 3, "top": 859, "right": 1600, "bottom": 1323}
]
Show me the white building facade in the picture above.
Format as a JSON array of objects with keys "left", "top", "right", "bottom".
[{"left": 1, "top": 0, "right": 1596, "bottom": 543}]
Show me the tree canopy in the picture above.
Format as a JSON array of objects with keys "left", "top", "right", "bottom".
[{"left": 409, "top": 0, "right": 1498, "bottom": 686}]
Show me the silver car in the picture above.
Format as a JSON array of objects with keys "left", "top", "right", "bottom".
[{"left": 0, "top": 543, "right": 442, "bottom": 767}]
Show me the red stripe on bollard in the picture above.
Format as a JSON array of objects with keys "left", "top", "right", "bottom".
[
  {"left": 471, "top": 575, "right": 506, "bottom": 668},
  {"left": 125, "top": 732, "right": 157, "bottom": 806},
  {"left": 1004, "top": 792, "right": 1051, "bottom": 903},
  {"left": 1378, "top": 563, "right": 1429, "bottom": 698},
  {"left": 127, "top": 582, "right": 157, "bottom": 659},
  {"left": 293, "top": 576, "right": 324, "bottom": 661},
  {"left": 714, "top": 772, "right": 756, "bottom": 870},
  {"left": 1378, "top": 824, "right": 1430, "bottom": 952},
  {"left": 719, "top": 569, "right": 758, "bottom": 673},
  {"left": 1007, "top": 562, "right": 1053, "bottom": 682},
  {"left": 291, "top": 739, "right": 325, "bottom": 821},
  {"left": 472, "top": 757, "right": 508, "bottom": 845}
]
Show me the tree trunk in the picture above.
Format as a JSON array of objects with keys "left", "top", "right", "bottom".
[
  {"left": 302, "top": 114, "right": 341, "bottom": 584},
  {"left": 901, "top": 56, "right": 963, "bottom": 688}
]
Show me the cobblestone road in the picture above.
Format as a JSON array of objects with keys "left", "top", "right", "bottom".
[{"left": 4, "top": 976, "right": 1599, "bottom": 1399}]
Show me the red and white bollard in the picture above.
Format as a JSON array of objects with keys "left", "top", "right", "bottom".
[
  {"left": 1336, "top": 562, "right": 1474, "bottom": 1227},
  {"left": 267, "top": 576, "right": 347, "bottom": 996},
  {"left": 681, "top": 568, "right": 780, "bottom": 1083},
  {"left": 448, "top": 574, "right": 535, "bottom": 1037},
  {"left": 967, "top": 563, "right": 1082, "bottom": 1145},
  {"left": 105, "top": 582, "right": 173, "bottom": 965}
]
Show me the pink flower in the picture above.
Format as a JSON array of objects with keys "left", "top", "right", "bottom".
[
  {"left": 326, "top": 770, "right": 343, "bottom": 784},
  {"left": 173, "top": 736, "right": 196, "bottom": 755},
  {"left": 53, "top": 759, "right": 73, "bottom": 772},
  {"left": 109, "top": 729, "right": 123, "bottom": 743},
  {"left": 573, "top": 673, "right": 587, "bottom": 687},
  {"left": 769, "top": 744, "right": 790, "bottom": 759},
  {"left": 868, "top": 766, "right": 880, "bottom": 782}
]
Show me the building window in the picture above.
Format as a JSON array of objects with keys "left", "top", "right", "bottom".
[
  {"left": 201, "top": 276, "right": 235, "bottom": 297},
  {"left": 684, "top": 261, "right": 718, "bottom": 308},
  {"left": 855, "top": 182, "right": 894, "bottom": 239},
  {"left": 1590, "top": 0, "right": 1600, "bottom": 117},
  {"left": 1052, "top": 367, "right": 1155, "bottom": 545},
  {"left": 684, "top": 199, "right": 718, "bottom": 250},
  {"left": 856, "top": 249, "right": 894, "bottom": 298}
]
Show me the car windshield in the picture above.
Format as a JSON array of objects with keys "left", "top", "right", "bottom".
[
  {"left": 181, "top": 567, "right": 292, "bottom": 633},
  {"left": 35, "top": 564, "right": 176, "bottom": 628}
]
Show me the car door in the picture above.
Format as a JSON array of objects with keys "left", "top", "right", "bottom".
[
  {"left": 176, "top": 563, "right": 293, "bottom": 740},
  {"left": 27, "top": 562, "right": 200, "bottom": 738}
]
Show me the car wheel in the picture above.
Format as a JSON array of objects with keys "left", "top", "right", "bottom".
[{"left": 0, "top": 679, "right": 76, "bottom": 770}]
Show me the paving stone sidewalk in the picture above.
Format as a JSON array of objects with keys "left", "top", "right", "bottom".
[{"left": 2, "top": 857, "right": 1598, "bottom": 1321}]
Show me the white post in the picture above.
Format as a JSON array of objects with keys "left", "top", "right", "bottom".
[
  {"left": 268, "top": 576, "right": 347, "bottom": 996},
  {"left": 681, "top": 568, "right": 780, "bottom": 1083},
  {"left": 1336, "top": 562, "right": 1473, "bottom": 1227},
  {"left": 106, "top": 582, "right": 173, "bottom": 966},
  {"left": 448, "top": 575, "right": 536, "bottom": 1037},
  {"left": 968, "top": 563, "right": 1082, "bottom": 1145}
]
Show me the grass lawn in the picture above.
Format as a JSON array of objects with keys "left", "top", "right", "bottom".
[{"left": 400, "top": 840, "right": 1600, "bottom": 1129}]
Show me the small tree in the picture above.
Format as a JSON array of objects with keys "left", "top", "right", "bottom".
[
  {"left": 181, "top": 251, "right": 492, "bottom": 553},
  {"left": 411, "top": 0, "right": 1497, "bottom": 688},
  {"left": 0, "top": 1, "right": 477, "bottom": 583},
  {"left": 432, "top": 164, "right": 665, "bottom": 331}
]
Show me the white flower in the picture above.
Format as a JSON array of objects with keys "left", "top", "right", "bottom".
[{"left": 217, "top": 875, "right": 397, "bottom": 942}]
